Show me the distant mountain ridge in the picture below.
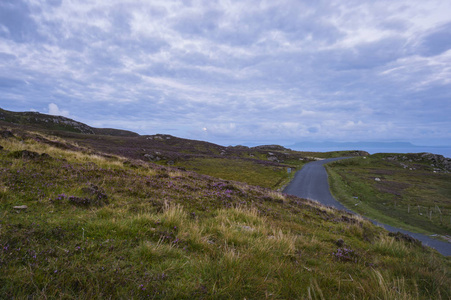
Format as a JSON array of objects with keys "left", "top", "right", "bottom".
[
  {"left": 291, "top": 141, "right": 418, "bottom": 149},
  {"left": 0, "top": 108, "right": 139, "bottom": 137},
  {"left": 289, "top": 140, "right": 451, "bottom": 158}
]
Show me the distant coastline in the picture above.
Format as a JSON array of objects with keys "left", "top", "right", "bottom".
[
  {"left": 364, "top": 147, "right": 451, "bottom": 158},
  {"left": 288, "top": 143, "right": 451, "bottom": 159}
]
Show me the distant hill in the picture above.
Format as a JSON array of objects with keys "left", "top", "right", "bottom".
[
  {"left": 0, "top": 107, "right": 367, "bottom": 171},
  {"left": 291, "top": 141, "right": 418, "bottom": 149},
  {"left": 0, "top": 108, "right": 139, "bottom": 137}
]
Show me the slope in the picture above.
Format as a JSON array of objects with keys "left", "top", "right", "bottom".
[{"left": 0, "top": 127, "right": 449, "bottom": 299}]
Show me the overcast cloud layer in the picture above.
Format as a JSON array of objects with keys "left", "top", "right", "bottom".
[{"left": 1, "top": 0, "right": 450, "bottom": 146}]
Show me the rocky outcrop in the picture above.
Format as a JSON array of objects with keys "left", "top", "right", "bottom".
[
  {"left": 267, "top": 152, "right": 279, "bottom": 162},
  {"left": 384, "top": 152, "right": 451, "bottom": 172},
  {"left": 420, "top": 153, "right": 451, "bottom": 171},
  {"left": 146, "top": 134, "right": 173, "bottom": 141},
  {"left": 143, "top": 151, "right": 164, "bottom": 161},
  {"left": 43, "top": 115, "right": 95, "bottom": 134},
  {"left": 0, "top": 108, "right": 139, "bottom": 136}
]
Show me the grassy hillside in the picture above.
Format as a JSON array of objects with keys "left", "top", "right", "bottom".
[
  {"left": 0, "top": 108, "right": 366, "bottom": 191},
  {"left": 0, "top": 108, "right": 138, "bottom": 136},
  {"left": 326, "top": 155, "right": 451, "bottom": 239},
  {"left": 0, "top": 128, "right": 450, "bottom": 299}
]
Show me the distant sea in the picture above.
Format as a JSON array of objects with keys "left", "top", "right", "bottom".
[{"left": 289, "top": 146, "right": 451, "bottom": 159}]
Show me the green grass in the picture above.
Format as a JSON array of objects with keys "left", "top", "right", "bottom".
[
  {"left": 174, "top": 157, "right": 303, "bottom": 190},
  {"left": 169, "top": 152, "right": 360, "bottom": 191},
  {"left": 326, "top": 156, "right": 451, "bottom": 237},
  {"left": 0, "top": 131, "right": 450, "bottom": 299}
]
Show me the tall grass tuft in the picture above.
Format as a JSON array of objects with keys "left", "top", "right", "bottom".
[
  {"left": 373, "top": 234, "right": 410, "bottom": 257},
  {"left": 370, "top": 270, "right": 415, "bottom": 300}
]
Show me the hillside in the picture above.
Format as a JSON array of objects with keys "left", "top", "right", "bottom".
[
  {"left": 0, "top": 121, "right": 450, "bottom": 298},
  {"left": 0, "top": 108, "right": 139, "bottom": 137},
  {"left": 0, "top": 108, "right": 366, "bottom": 190}
]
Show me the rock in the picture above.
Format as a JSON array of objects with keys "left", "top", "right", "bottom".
[
  {"left": 143, "top": 153, "right": 162, "bottom": 161},
  {"left": 13, "top": 205, "right": 28, "bottom": 210},
  {"left": 144, "top": 153, "right": 155, "bottom": 160},
  {"left": 267, "top": 155, "right": 279, "bottom": 162},
  {"left": 420, "top": 153, "right": 451, "bottom": 172},
  {"left": 375, "top": 177, "right": 381, "bottom": 182}
]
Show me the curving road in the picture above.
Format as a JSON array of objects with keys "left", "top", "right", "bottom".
[{"left": 283, "top": 157, "right": 451, "bottom": 256}]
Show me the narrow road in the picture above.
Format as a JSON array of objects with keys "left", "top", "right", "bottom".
[{"left": 283, "top": 157, "right": 451, "bottom": 256}]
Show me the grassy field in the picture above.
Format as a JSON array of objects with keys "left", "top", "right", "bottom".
[
  {"left": 169, "top": 151, "right": 364, "bottom": 191},
  {"left": 173, "top": 157, "right": 303, "bottom": 190},
  {"left": 1, "top": 129, "right": 450, "bottom": 299},
  {"left": 326, "top": 155, "right": 451, "bottom": 238}
]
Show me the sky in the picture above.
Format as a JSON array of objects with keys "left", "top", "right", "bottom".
[{"left": 0, "top": 0, "right": 451, "bottom": 147}]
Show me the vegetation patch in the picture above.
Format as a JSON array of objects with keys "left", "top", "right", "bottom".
[{"left": 327, "top": 155, "right": 451, "bottom": 237}]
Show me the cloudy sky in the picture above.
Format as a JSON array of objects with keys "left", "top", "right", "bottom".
[{"left": 1, "top": 0, "right": 450, "bottom": 146}]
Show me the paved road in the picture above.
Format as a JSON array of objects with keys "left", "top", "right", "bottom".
[{"left": 283, "top": 157, "right": 451, "bottom": 256}]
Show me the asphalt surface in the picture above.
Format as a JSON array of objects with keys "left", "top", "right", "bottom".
[{"left": 283, "top": 157, "right": 451, "bottom": 256}]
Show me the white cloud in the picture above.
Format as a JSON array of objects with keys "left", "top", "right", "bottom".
[
  {"left": 0, "top": 0, "right": 450, "bottom": 146},
  {"left": 48, "top": 103, "right": 70, "bottom": 117}
]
